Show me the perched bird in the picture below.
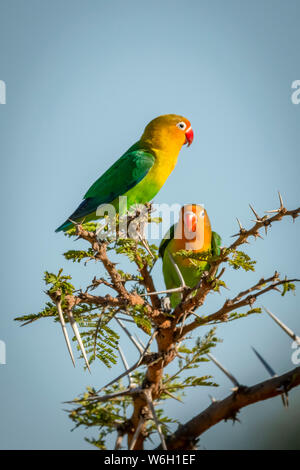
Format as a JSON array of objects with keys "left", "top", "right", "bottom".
[
  {"left": 159, "top": 204, "right": 221, "bottom": 308},
  {"left": 55, "top": 114, "right": 193, "bottom": 232}
]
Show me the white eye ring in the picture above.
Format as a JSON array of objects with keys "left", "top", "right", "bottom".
[
  {"left": 200, "top": 210, "right": 205, "bottom": 217},
  {"left": 176, "top": 121, "right": 187, "bottom": 131}
]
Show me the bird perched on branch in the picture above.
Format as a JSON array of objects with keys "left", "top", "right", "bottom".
[
  {"left": 55, "top": 114, "right": 193, "bottom": 232},
  {"left": 159, "top": 204, "right": 221, "bottom": 308}
]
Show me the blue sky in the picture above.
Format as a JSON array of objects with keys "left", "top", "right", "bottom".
[{"left": 0, "top": 0, "right": 299, "bottom": 449}]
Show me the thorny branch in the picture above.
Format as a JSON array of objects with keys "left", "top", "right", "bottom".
[
  {"left": 17, "top": 195, "right": 300, "bottom": 449},
  {"left": 178, "top": 275, "right": 299, "bottom": 339},
  {"left": 159, "top": 365, "right": 300, "bottom": 450}
]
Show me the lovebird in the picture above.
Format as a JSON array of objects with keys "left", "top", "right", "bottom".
[
  {"left": 159, "top": 204, "right": 221, "bottom": 308},
  {"left": 55, "top": 114, "right": 193, "bottom": 232}
]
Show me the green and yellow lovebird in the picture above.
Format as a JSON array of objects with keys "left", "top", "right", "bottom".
[
  {"left": 55, "top": 114, "right": 193, "bottom": 232},
  {"left": 159, "top": 204, "right": 221, "bottom": 308}
]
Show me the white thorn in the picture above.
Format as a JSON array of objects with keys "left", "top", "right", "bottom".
[
  {"left": 114, "top": 432, "right": 123, "bottom": 450},
  {"left": 144, "top": 389, "right": 167, "bottom": 450},
  {"left": 142, "top": 329, "right": 158, "bottom": 356},
  {"left": 97, "top": 367, "right": 139, "bottom": 395},
  {"left": 115, "top": 318, "right": 144, "bottom": 355},
  {"left": 263, "top": 306, "right": 300, "bottom": 345},
  {"left": 236, "top": 218, "right": 243, "bottom": 230},
  {"left": 207, "top": 353, "right": 240, "bottom": 387},
  {"left": 55, "top": 301, "right": 75, "bottom": 368},
  {"left": 129, "top": 417, "right": 144, "bottom": 450},
  {"left": 135, "top": 334, "right": 146, "bottom": 349},
  {"left": 265, "top": 209, "right": 280, "bottom": 214},
  {"left": 278, "top": 191, "right": 284, "bottom": 209},
  {"left": 163, "top": 389, "right": 183, "bottom": 403},
  {"left": 191, "top": 311, "right": 203, "bottom": 320},
  {"left": 209, "top": 394, "right": 217, "bottom": 403},
  {"left": 168, "top": 252, "right": 186, "bottom": 288},
  {"left": 115, "top": 316, "right": 135, "bottom": 323},
  {"left": 118, "top": 345, "right": 133, "bottom": 387},
  {"left": 249, "top": 204, "right": 260, "bottom": 220},
  {"left": 140, "top": 286, "right": 187, "bottom": 297},
  {"left": 67, "top": 310, "right": 91, "bottom": 373},
  {"left": 137, "top": 232, "right": 154, "bottom": 259},
  {"left": 97, "top": 330, "right": 157, "bottom": 394}
]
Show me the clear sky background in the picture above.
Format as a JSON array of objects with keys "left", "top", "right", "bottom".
[{"left": 0, "top": 0, "right": 299, "bottom": 449}]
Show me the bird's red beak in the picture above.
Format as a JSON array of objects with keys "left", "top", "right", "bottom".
[
  {"left": 184, "top": 212, "right": 197, "bottom": 232},
  {"left": 185, "top": 126, "right": 194, "bottom": 146}
]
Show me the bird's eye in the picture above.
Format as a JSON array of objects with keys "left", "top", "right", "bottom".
[
  {"left": 176, "top": 121, "right": 187, "bottom": 131},
  {"left": 200, "top": 210, "right": 205, "bottom": 217}
]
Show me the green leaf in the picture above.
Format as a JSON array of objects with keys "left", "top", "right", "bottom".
[{"left": 228, "top": 250, "right": 256, "bottom": 272}]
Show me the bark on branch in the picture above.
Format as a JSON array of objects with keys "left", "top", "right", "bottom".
[{"left": 159, "top": 366, "right": 300, "bottom": 450}]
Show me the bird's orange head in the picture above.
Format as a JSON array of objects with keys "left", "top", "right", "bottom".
[
  {"left": 141, "top": 114, "right": 193, "bottom": 153},
  {"left": 174, "top": 204, "right": 212, "bottom": 252}
]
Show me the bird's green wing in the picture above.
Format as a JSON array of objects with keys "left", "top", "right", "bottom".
[
  {"left": 55, "top": 147, "right": 155, "bottom": 231},
  {"left": 211, "top": 231, "right": 222, "bottom": 257},
  {"left": 159, "top": 223, "right": 176, "bottom": 258},
  {"left": 84, "top": 147, "right": 155, "bottom": 201}
]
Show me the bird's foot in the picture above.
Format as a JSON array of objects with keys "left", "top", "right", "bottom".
[{"left": 162, "top": 296, "right": 171, "bottom": 312}]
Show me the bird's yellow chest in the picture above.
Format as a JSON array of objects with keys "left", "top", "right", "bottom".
[{"left": 149, "top": 148, "right": 179, "bottom": 187}]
